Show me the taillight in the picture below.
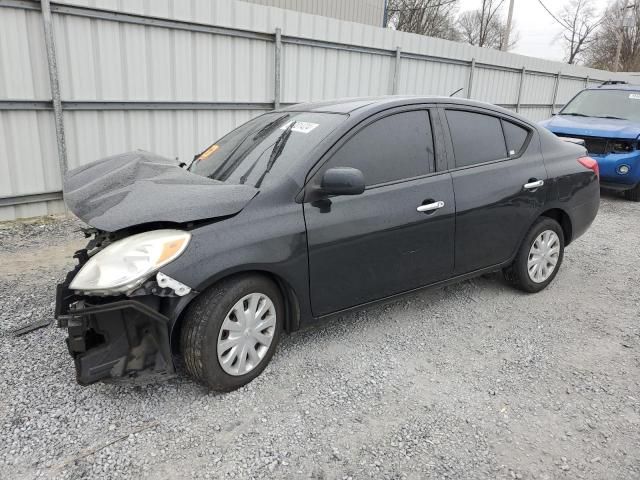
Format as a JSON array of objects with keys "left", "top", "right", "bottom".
[{"left": 578, "top": 156, "right": 599, "bottom": 178}]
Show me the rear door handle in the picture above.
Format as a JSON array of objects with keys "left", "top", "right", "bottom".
[
  {"left": 523, "top": 180, "right": 544, "bottom": 190},
  {"left": 417, "top": 200, "right": 445, "bottom": 213}
]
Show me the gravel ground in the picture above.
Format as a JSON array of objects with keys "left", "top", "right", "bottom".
[{"left": 0, "top": 194, "right": 638, "bottom": 480}]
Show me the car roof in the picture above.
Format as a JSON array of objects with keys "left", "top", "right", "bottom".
[{"left": 281, "top": 95, "right": 522, "bottom": 117}]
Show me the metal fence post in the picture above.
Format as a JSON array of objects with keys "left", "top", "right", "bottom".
[
  {"left": 516, "top": 66, "right": 526, "bottom": 113},
  {"left": 551, "top": 71, "right": 561, "bottom": 116},
  {"left": 274, "top": 27, "right": 282, "bottom": 110},
  {"left": 392, "top": 47, "right": 401, "bottom": 94},
  {"left": 467, "top": 58, "right": 475, "bottom": 99},
  {"left": 40, "top": 0, "right": 68, "bottom": 179},
  {"left": 584, "top": 75, "right": 589, "bottom": 88}
]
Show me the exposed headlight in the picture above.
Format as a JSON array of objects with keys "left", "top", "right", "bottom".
[
  {"left": 70, "top": 229, "right": 191, "bottom": 295},
  {"left": 609, "top": 140, "right": 634, "bottom": 153}
]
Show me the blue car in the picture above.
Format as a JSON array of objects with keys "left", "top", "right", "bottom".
[{"left": 540, "top": 82, "right": 640, "bottom": 201}]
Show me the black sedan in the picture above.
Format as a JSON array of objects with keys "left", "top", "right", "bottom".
[{"left": 56, "top": 96, "right": 600, "bottom": 391}]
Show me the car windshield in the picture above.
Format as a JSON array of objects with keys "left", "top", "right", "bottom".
[
  {"left": 560, "top": 89, "right": 640, "bottom": 122},
  {"left": 189, "top": 111, "right": 346, "bottom": 187}
]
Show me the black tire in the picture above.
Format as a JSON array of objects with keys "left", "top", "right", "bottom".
[
  {"left": 503, "top": 217, "right": 565, "bottom": 293},
  {"left": 624, "top": 184, "right": 640, "bottom": 202},
  {"left": 180, "top": 274, "right": 283, "bottom": 391}
]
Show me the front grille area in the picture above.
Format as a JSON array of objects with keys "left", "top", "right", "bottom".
[
  {"left": 555, "top": 133, "right": 636, "bottom": 155},
  {"left": 583, "top": 137, "right": 608, "bottom": 154}
]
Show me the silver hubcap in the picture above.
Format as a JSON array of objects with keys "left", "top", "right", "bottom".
[
  {"left": 528, "top": 230, "right": 560, "bottom": 283},
  {"left": 217, "top": 293, "right": 276, "bottom": 376}
]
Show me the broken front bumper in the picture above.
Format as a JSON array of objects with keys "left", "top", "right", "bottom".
[{"left": 55, "top": 256, "right": 184, "bottom": 386}]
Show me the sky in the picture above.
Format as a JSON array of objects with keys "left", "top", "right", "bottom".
[{"left": 457, "top": 0, "right": 612, "bottom": 61}]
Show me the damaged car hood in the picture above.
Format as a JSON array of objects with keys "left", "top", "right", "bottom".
[
  {"left": 63, "top": 151, "right": 258, "bottom": 232},
  {"left": 540, "top": 115, "right": 640, "bottom": 139}
]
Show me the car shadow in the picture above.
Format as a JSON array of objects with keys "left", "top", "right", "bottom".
[
  {"left": 97, "top": 271, "right": 512, "bottom": 398},
  {"left": 600, "top": 188, "right": 628, "bottom": 203},
  {"left": 278, "top": 271, "right": 509, "bottom": 351}
]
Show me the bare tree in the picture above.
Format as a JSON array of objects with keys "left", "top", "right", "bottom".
[
  {"left": 386, "top": 0, "right": 460, "bottom": 41},
  {"left": 586, "top": 0, "right": 640, "bottom": 71},
  {"left": 538, "top": 0, "right": 602, "bottom": 64},
  {"left": 456, "top": 0, "right": 518, "bottom": 50}
]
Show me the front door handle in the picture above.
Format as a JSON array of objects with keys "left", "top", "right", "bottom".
[
  {"left": 523, "top": 180, "right": 544, "bottom": 190},
  {"left": 417, "top": 200, "right": 445, "bottom": 213}
]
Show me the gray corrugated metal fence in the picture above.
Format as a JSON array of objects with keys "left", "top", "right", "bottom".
[
  {"left": 239, "top": 0, "right": 385, "bottom": 27},
  {"left": 0, "top": 0, "right": 634, "bottom": 221}
]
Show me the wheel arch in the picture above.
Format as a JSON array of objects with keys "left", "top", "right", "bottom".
[
  {"left": 169, "top": 269, "right": 302, "bottom": 354},
  {"left": 539, "top": 208, "right": 573, "bottom": 245}
]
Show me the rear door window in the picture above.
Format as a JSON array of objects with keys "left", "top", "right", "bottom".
[
  {"left": 445, "top": 110, "right": 507, "bottom": 168},
  {"left": 324, "top": 110, "right": 435, "bottom": 186}
]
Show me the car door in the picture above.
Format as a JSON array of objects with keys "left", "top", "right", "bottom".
[
  {"left": 440, "top": 106, "right": 548, "bottom": 275},
  {"left": 303, "top": 107, "right": 455, "bottom": 317}
]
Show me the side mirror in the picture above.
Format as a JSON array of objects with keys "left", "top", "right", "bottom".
[{"left": 321, "top": 167, "right": 365, "bottom": 196}]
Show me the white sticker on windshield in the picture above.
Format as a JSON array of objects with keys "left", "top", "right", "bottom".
[
  {"left": 629, "top": 93, "right": 640, "bottom": 100},
  {"left": 280, "top": 121, "right": 319, "bottom": 134}
]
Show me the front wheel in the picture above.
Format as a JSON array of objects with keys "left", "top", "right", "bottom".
[
  {"left": 503, "top": 217, "right": 565, "bottom": 293},
  {"left": 180, "top": 274, "right": 283, "bottom": 391}
]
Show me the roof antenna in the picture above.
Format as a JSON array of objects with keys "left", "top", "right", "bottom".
[{"left": 449, "top": 87, "right": 464, "bottom": 97}]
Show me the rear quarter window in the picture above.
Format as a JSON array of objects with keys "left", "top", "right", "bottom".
[{"left": 502, "top": 120, "right": 530, "bottom": 156}]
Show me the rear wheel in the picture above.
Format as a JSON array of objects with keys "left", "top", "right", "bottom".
[
  {"left": 503, "top": 217, "right": 565, "bottom": 293},
  {"left": 180, "top": 274, "right": 283, "bottom": 391},
  {"left": 624, "top": 184, "right": 640, "bottom": 202}
]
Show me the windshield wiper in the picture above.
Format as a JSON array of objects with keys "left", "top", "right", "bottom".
[
  {"left": 594, "top": 115, "right": 627, "bottom": 120},
  {"left": 560, "top": 112, "right": 590, "bottom": 117},
  {"left": 239, "top": 141, "right": 276, "bottom": 185},
  {"left": 252, "top": 114, "right": 290, "bottom": 140},
  {"left": 212, "top": 114, "right": 290, "bottom": 181},
  {"left": 254, "top": 121, "right": 296, "bottom": 188}
]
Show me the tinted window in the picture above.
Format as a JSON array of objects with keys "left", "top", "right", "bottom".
[
  {"left": 502, "top": 120, "right": 529, "bottom": 156},
  {"left": 446, "top": 110, "right": 507, "bottom": 167},
  {"left": 325, "top": 110, "right": 434, "bottom": 186}
]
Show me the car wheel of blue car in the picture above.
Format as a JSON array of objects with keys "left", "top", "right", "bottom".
[
  {"left": 180, "top": 273, "right": 284, "bottom": 391},
  {"left": 624, "top": 184, "right": 640, "bottom": 202}
]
